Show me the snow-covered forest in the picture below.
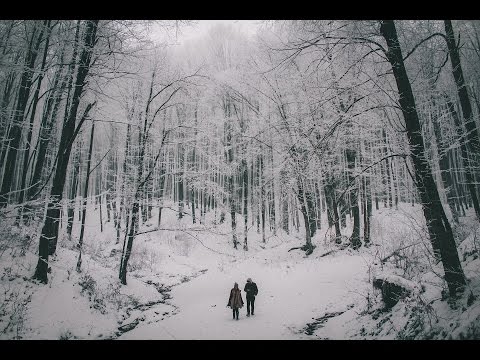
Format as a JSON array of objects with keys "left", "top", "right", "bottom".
[{"left": 1, "top": 19, "right": 480, "bottom": 340}]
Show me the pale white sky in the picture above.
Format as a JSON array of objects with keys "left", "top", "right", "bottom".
[{"left": 151, "top": 20, "right": 262, "bottom": 46}]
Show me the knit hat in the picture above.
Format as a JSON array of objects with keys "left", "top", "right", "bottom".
[{"left": 247, "top": 278, "right": 252, "bottom": 282}]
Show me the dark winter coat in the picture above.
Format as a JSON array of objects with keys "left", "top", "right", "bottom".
[
  {"left": 227, "top": 288, "right": 244, "bottom": 309},
  {"left": 244, "top": 282, "right": 258, "bottom": 299}
]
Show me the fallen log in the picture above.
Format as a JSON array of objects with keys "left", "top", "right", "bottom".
[{"left": 288, "top": 244, "right": 316, "bottom": 255}]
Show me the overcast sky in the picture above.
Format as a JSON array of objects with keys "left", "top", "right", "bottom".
[{"left": 151, "top": 20, "right": 262, "bottom": 46}]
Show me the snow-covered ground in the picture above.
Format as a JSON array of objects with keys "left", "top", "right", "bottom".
[
  {"left": 1, "top": 201, "right": 479, "bottom": 339},
  {"left": 119, "top": 238, "right": 369, "bottom": 339}
]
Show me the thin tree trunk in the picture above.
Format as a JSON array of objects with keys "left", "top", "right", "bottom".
[
  {"left": 297, "top": 178, "right": 314, "bottom": 255},
  {"left": 243, "top": 157, "right": 248, "bottom": 251},
  {"left": 346, "top": 148, "right": 361, "bottom": 249},
  {"left": 324, "top": 178, "right": 334, "bottom": 229},
  {"left": 99, "top": 187, "right": 103, "bottom": 233},
  {"left": 445, "top": 97, "right": 480, "bottom": 220},
  {"left": 120, "top": 201, "right": 139, "bottom": 285},
  {"left": 157, "top": 157, "right": 166, "bottom": 227},
  {"left": 67, "top": 141, "right": 81, "bottom": 240},
  {"left": 27, "top": 38, "right": 70, "bottom": 203},
  {"left": 224, "top": 98, "right": 238, "bottom": 248},
  {"left": 260, "top": 153, "right": 266, "bottom": 243},
  {"left": 119, "top": 123, "right": 132, "bottom": 243},
  {"left": 363, "top": 172, "right": 372, "bottom": 246},
  {"left": 314, "top": 181, "right": 322, "bottom": 230},
  {"left": 431, "top": 106, "right": 459, "bottom": 223},
  {"left": 17, "top": 21, "right": 52, "bottom": 219},
  {"left": 281, "top": 170, "right": 289, "bottom": 234},
  {"left": 445, "top": 20, "right": 480, "bottom": 220},
  {"left": 76, "top": 121, "right": 95, "bottom": 272},
  {"left": 0, "top": 22, "right": 44, "bottom": 207},
  {"left": 382, "top": 129, "right": 393, "bottom": 208}
]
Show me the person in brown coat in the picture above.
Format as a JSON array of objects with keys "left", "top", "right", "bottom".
[{"left": 227, "top": 282, "right": 244, "bottom": 320}]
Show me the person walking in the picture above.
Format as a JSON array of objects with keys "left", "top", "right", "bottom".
[
  {"left": 227, "top": 282, "right": 244, "bottom": 320},
  {"left": 244, "top": 278, "right": 258, "bottom": 316}
]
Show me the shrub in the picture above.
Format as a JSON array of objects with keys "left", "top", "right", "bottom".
[
  {"left": 59, "top": 329, "right": 75, "bottom": 340},
  {"left": 78, "top": 274, "right": 106, "bottom": 314}
]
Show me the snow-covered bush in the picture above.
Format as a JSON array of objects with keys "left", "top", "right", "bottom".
[
  {"left": 0, "top": 215, "right": 37, "bottom": 260},
  {"left": 58, "top": 329, "right": 76, "bottom": 340},
  {"left": 0, "top": 283, "right": 31, "bottom": 339},
  {"left": 78, "top": 272, "right": 140, "bottom": 315},
  {"left": 128, "top": 245, "right": 157, "bottom": 272},
  {"left": 102, "top": 281, "right": 140, "bottom": 311},
  {"left": 175, "top": 233, "right": 196, "bottom": 257},
  {"left": 78, "top": 273, "right": 106, "bottom": 314}
]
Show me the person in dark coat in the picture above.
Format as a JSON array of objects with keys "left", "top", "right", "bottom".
[
  {"left": 244, "top": 278, "right": 258, "bottom": 316},
  {"left": 227, "top": 282, "right": 244, "bottom": 320}
]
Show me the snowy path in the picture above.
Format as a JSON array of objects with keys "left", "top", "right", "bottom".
[{"left": 119, "top": 243, "right": 370, "bottom": 339}]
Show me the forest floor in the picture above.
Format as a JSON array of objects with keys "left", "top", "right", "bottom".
[{"left": 1, "top": 202, "right": 479, "bottom": 339}]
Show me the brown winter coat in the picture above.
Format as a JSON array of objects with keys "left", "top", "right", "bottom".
[{"left": 227, "top": 288, "right": 244, "bottom": 309}]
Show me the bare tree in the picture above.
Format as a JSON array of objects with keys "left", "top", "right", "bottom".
[
  {"left": 33, "top": 20, "right": 99, "bottom": 284},
  {"left": 380, "top": 20, "right": 466, "bottom": 296}
]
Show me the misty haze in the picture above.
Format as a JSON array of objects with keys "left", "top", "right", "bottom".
[{"left": 0, "top": 19, "right": 479, "bottom": 340}]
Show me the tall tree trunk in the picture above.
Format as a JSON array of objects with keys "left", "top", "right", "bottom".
[
  {"left": 177, "top": 113, "right": 185, "bottom": 219},
  {"left": 0, "top": 53, "right": 21, "bottom": 162},
  {"left": 448, "top": 147, "right": 466, "bottom": 216},
  {"left": 191, "top": 109, "right": 198, "bottom": 224},
  {"left": 98, "top": 169, "right": 103, "bottom": 233},
  {"left": 33, "top": 20, "right": 99, "bottom": 284},
  {"left": 444, "top": 96, "right": 480, "bottom": 220},
  {"left": 260, "top": 153, "right": 266, "bottom": 243},
  {"left": 76, "top": 121, "right": 95, "bottom": 272},
  {"left": 27, "top": 37, "right": 70, "bottom": 203},
  {"left": 224, "top": 98, "right": 238, "bottom": 248},
  {"left": 110, "top": 151, "right": 119, "bottom": 235},
  {"left": 363, "top": 172, "right": 372, "bottom": 246},
  {"left": 0, "top": 22, "right": 44, "bottom": 207},
  {"left": 17, "top": 21, "right": 52, "bottom": 219},
  {"left": 297, "top": 178, "right": 314, "bottom": 255},
  {"left": 119, "top": 201, "right": 139, "bottom": 285},
  {"left": 314, "top": 181, "right": 322, "bottom": 230},
  {"left": 66, "top": 141, "right": 81, "bottom": 240},
  {"left": 391, "top": 157, "right": 399, "bottom": 209},
  {"left": 282, "top": 195, "right": 289, "bottom": 234},
  {"left": 325, "top": 174, "right": 342, "bottom": 241},
  {"left": 445, "top": 20, "right": 480, "bottom": 220},
  {"left": 119, "top": 71, "right": 171, "bottom": 285},
  {"left": 243, "top": 157, "right": 248, "bottom": 251},
  {"left": 157, "top": 158, "right": 166, "bottom": 227},
  {"left": 119, "top": 123, "right": 132, "bottom": 243},
  {"left": 431, "top": 107, "right": 459, "bottom": 223},
  {"left": 280, "top": 170, "right": 289, "bottom": 234},
  {"left": 269, "top": 146, "right": 276, "bottom": 235},
  {"left": 324, "top": 178, "right": 334, "bottom": 228},
  {"left": 382, "top": 129, "right": 393, "bottom": 208},
  {"left": 256, "top": 155, "right": 261, "bottom": 234},
  {"left": 346, "top": 148, "right": 361, "bottom": 249},
  {"left": 106, "top": 152, "right": 115, "bottom": 224},
  {"left": 380, "top": 19, "right": 466, "bottom": 296}
]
